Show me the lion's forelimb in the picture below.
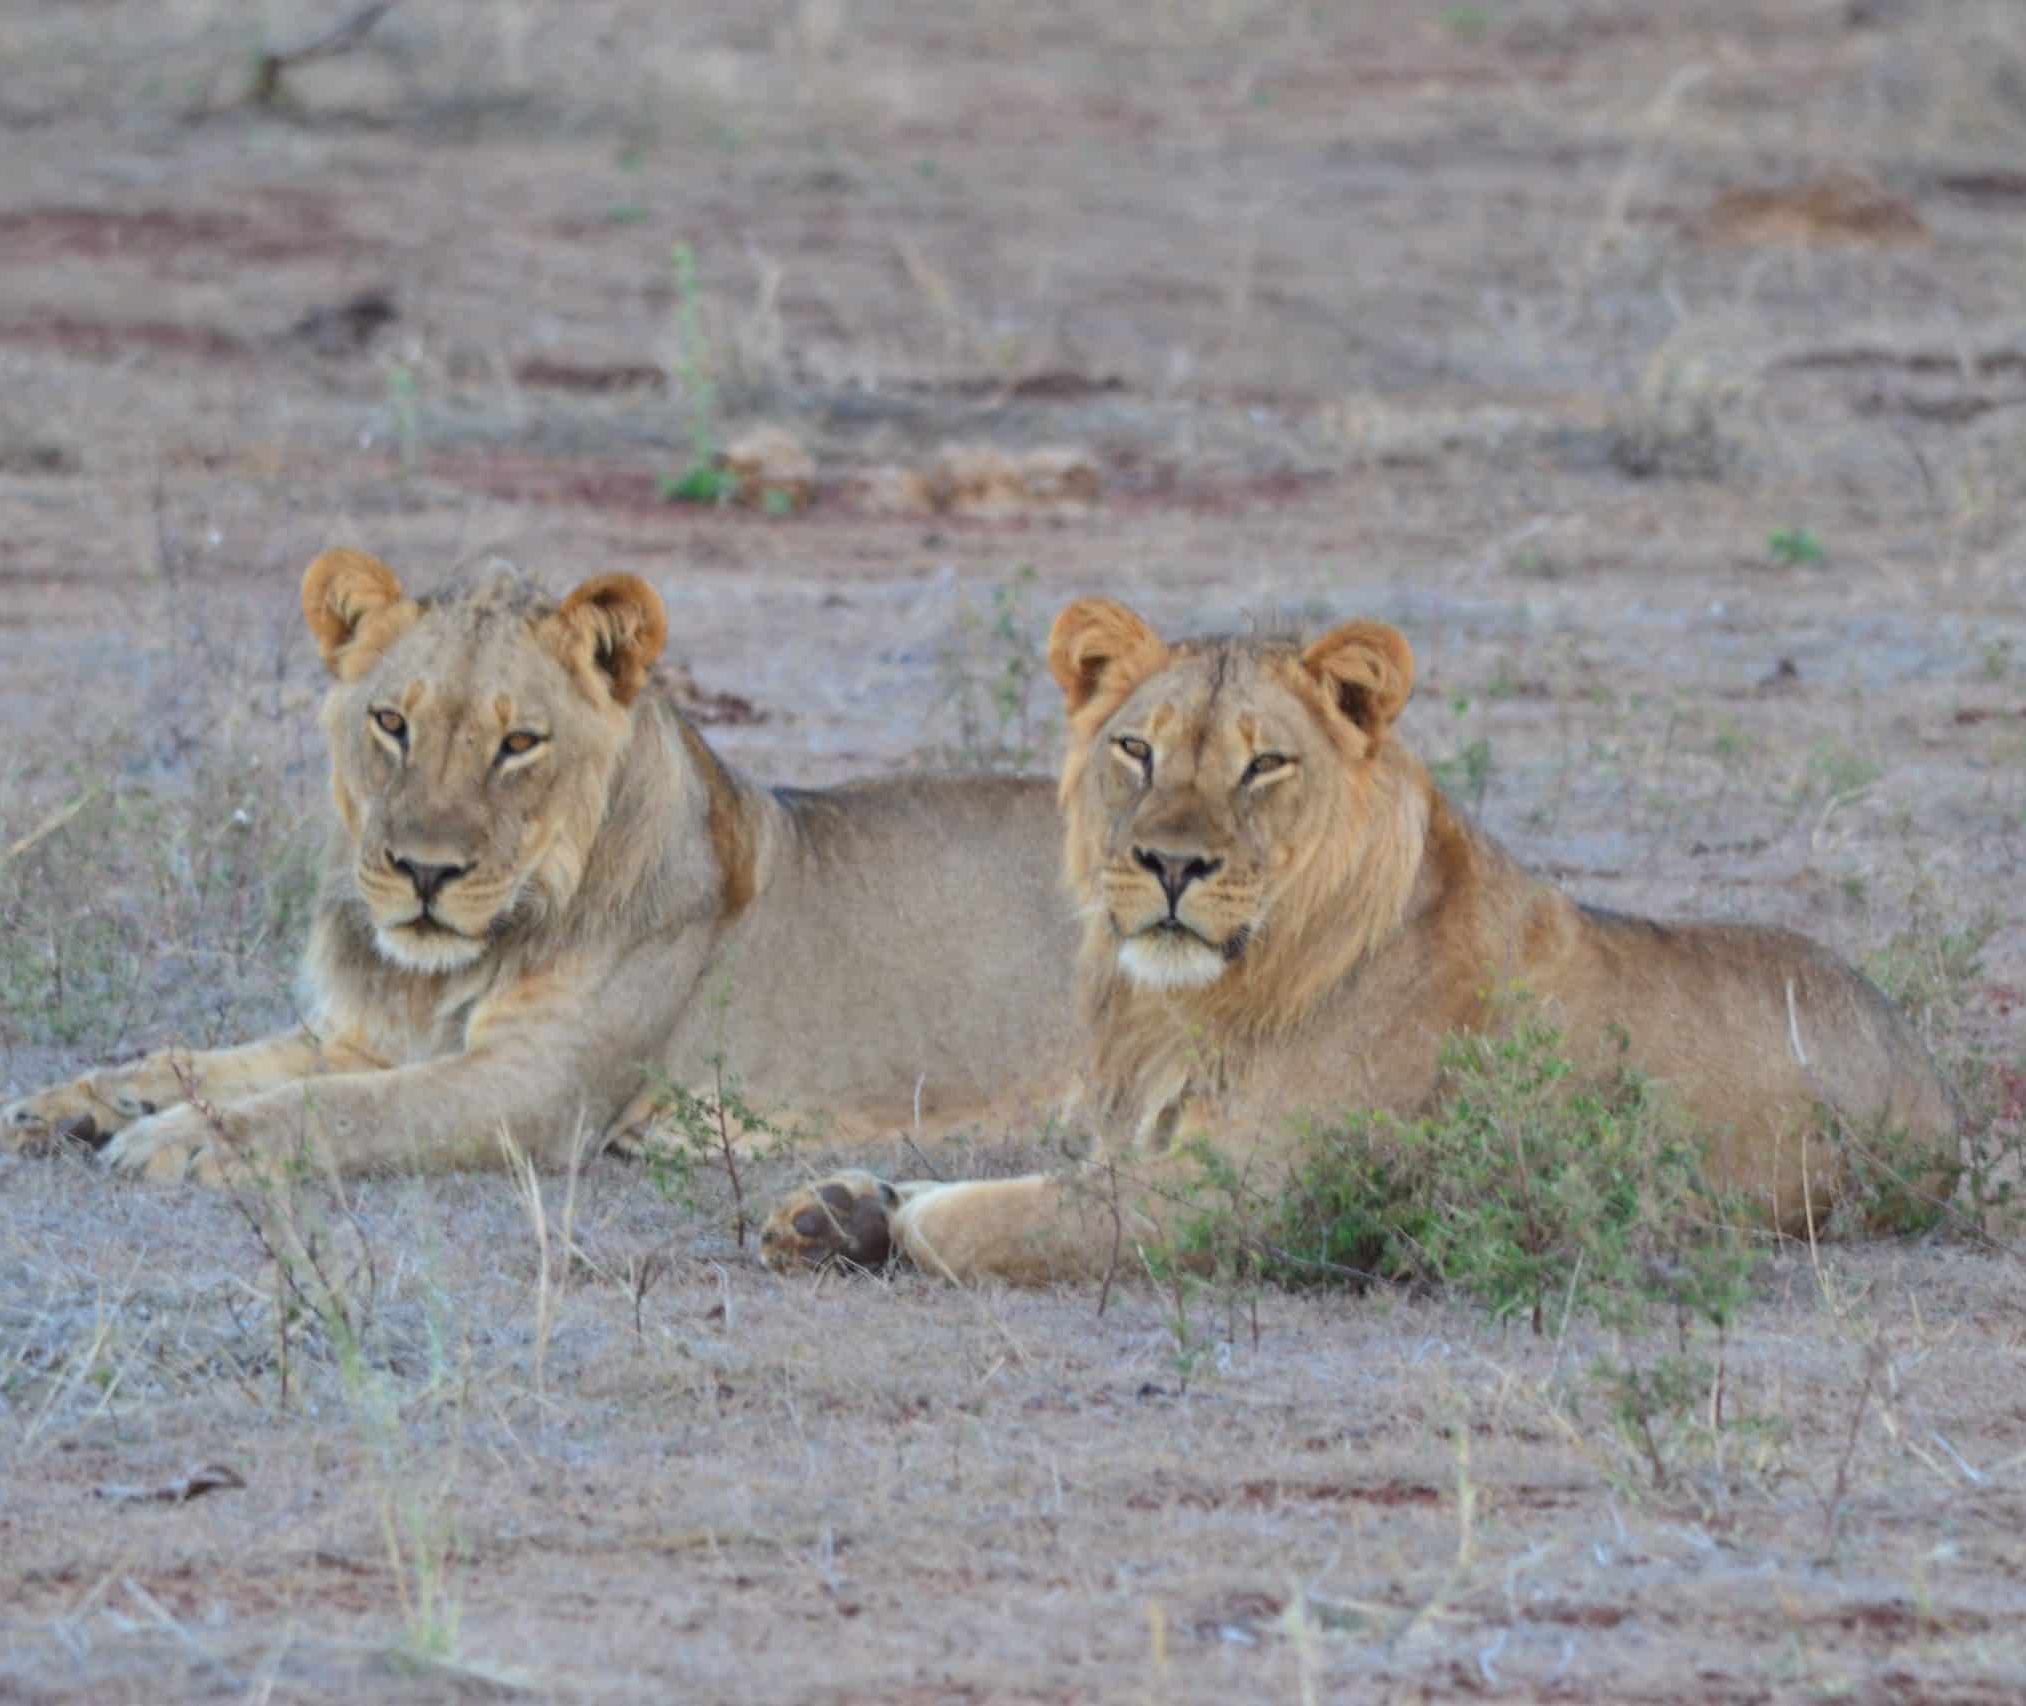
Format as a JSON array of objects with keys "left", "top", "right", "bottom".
[
  {"left": 3, "top": 1026, "right": 384, "bottom": 1154},
  {"left": 108, "top": 944, "right": 695, "bottom": 1179}
]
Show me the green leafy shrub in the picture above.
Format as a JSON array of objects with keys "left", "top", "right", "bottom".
[
  {"left": 1243, "top": 1005, "right": 1757, "bottom": 1339},
  {"left": 1160, "top": 1000, "right": 1773, "bottom": 1486}
]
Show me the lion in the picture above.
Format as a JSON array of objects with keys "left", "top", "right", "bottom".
[
  {"left": 762, "top": 597, "right": 1959, "bottom": 1282},
  {"left": 2, "top": 550, "right": 1078, "bottom": 1182}
]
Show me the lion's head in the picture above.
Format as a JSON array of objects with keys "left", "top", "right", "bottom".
[
  {"left": 301, "top": 549, "right": 667, "bottom": 974},
  {"left": 1047, "top": 598, "right": 1429, "bottom": 1023}
]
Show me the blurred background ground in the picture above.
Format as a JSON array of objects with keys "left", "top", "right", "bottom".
[{"left": 2, "top": 1, "right": 2025, "bottom": 1700}]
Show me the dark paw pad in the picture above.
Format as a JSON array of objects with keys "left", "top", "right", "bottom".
[
  {"left": 57, "top": 1114, "right": 107, "bottom": 1150},
  {"left": 762, "top": 1174, "right": 900, "bottom": 1272}
]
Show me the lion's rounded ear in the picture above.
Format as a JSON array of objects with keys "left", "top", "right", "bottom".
[
  {"left": 551, "top": 574, "right": 667, "bottom": 706},
  {"left": 1300, "top": 621, "right": 1415, "bottom": 741},
  {"left": 1047, "top": 598, "right": 1165, "bottom": 715},
  {"left": 301, "top": 549, "right": 406, "bottom": 675}
]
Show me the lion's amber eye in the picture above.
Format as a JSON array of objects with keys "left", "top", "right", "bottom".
[
  {"left": 1115, "top": 736, "right": 1152, "bottom": 765},
  {"left": 371, "top": 708, "right": 407, "bottom": 742},
  {"left": 1242, "top": 752, "right": 1290, "bottom": 783},
  {"left": 497, "top": 731, "right": 545, "bottom": 761}
]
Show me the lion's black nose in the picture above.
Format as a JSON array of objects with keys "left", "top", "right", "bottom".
[
  {"left": 389, "top": 855, "right": 471, "bottom": 905},
  {"left": 1133, "top": 846, "right": 1222, "bottom": 909}
]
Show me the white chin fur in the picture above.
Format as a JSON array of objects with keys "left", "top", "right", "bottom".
[
  {"left": 1118, "top": 934, "right": 1227, "bottom": 992},
  {"left": 374, "top": 923, "right": 489, "bottom": 974}
]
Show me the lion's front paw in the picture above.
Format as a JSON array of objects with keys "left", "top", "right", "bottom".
[
  {"left": 3, "top": 1079, "right": 160, "bottom": 1156},
  {"left": 100, "top": 1106, "right": 254, "bottom": 1186},
  {"left": 760, "top": 1171, "right": 901, "bottom": 1273}
]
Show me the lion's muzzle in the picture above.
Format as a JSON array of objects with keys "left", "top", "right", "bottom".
[
  {"left": 389, "top": 852, "right": 472, "bottom": 907},
  {"left": 1132, "top": 844, "right": 1222, "bottom": 913}
]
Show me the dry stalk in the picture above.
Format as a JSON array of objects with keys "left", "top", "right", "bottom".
[
  {"left": 496, "top": 1123, "right": 589, "bottom": 1398},
  {"left": 710, "top": 1055, "right": 749, "bottom": 1248},
  {"left": 3, "top": 788, "right": 101, "bottom": 867},
  {"left": 1096, "top": 1159, "right": 1126, "bottom": 1320},
  {"left": 251, "top": 1, "right": 401, "bottom": 107},
  {"left": 1818, "top": 1331, "right": 1886, "bottom": 1558}
]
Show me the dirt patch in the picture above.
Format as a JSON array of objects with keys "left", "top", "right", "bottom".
[
  {"left": 0, "top": 202, "right": 354, "bottom": 267},
  {"left": 429, "top": 450, "right": 674, "bottom": 514},
  {"left": 1125, "top": 1476, "right": 1444, "bottom": 1511},
  {"left": 0, "top": 313, "right": 248, "bottom": 364},
  {"left": 1935, "top": 170, "right": 2026, "bottom": 207},
  {"left": 513, "top": 356, "right": 668, "bottom": 394},
  {"left": 1689, "top": 174, "right": 1928, "bottom": 245}
]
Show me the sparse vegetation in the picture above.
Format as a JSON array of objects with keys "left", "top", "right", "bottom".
[
  {"left": 1184, "top": 1003, "right": 1756, "bottom": 1317},
  {"left": 1167, "top": 1003, "right": 1773, "bottom": 1496},
  {"left": 1864, "top": 890, "right": 2022, "bottom": 1233},
  {"left": 1768, "top": 526, "right": 1826, "bottom": 567},
  {"left": 929, "top": 565, "right": 1054, "bottom": 772},
  {"left": 642, "top": 1055, "right": 788, "bottom": 1246},
  {"left": 0, "top": 756, "right": 315, "bottom": 1066},
  {"left": 1805, "top": 739, "right": 1882, "bottom": 803},
  {"left": 3, "top": 0, "right": 2023, "bottom": 1696},
  {"left": 384, "top": 360, "right": 423, "bottom": 472},
  {"left": 658, "top": 241, "right": 736, "bottom": 505},
  {"left": 1606, "top": 354, "right": 1747, "bottom": 482},
  {"left": 1430, "top": 693, "right": 1495, "bottom": 809}
]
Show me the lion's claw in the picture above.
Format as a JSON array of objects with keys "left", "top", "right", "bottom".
[
  {"left": 4, "top": 1080, "right": 162, "bottom": 1155},
  {"left": 101, "top": 1106, "right": 246, "bottom": 1185}
]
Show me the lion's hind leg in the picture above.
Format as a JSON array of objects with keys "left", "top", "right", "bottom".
[
  {"left": 760, "top": 1171, "right": 914, "bottom": 1273},
  {"left": 891, "top": 1173, "right": 1157, "bottom": 1286},
  {"left": 760, "top": 1168, "right": 1161, "bottom": 1286}
]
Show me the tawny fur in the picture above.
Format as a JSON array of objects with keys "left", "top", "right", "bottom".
[
  {"left": 3, "top": 552, "right": 1078, "bottom": 1183},
  {"left": 763, "top": 600, "right": 1958, "bottom": 1283}
]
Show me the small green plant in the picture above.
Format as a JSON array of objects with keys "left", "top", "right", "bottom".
[
  {"left": 660, "top": 241, "right": 728, "bottom": 505},
  {"left": 931, "top": 565, "right": 1053, "bottom": 772},
  {"left": 1768, "top": 526, "right": 1825, "bottom": 567},
  {"left": 1863, "top": 888, "right": 2018, "bottom": 1231},
  {"left": 644, "top": 1056, "right": 787, "bottom": 1246},
  {"left": 1804, "top": 740, "right": 1880, "bottom": 802},
  {"left": 1829, "top": 1111, "right": 1960, "bottom": 1239},
  {"left": 1148, "top": 1260, "right": 1216, "bottom": 1395},
  {"left": 1434, "top": 688, "right": 1499, "bottom": 806},
  {"left": 638, "top": 971, "right": 787, "bottom": 1244},
  {"left": 1433, "top": 737, "right": 1494, "bottom": 807},
  {"left": 656, "top": 465, "right": 735, "bottom": 505},
  {"left": 1711, "top": 722, "right": 1755, "bottom": 766},
  {"left": 1510, "top": 545, "right": 1567, "bottom": 581},
  {"left": 1982, "top": 636, "right": 2014, "bottom": 680},
  {"left": 1431, "top": 692, "right": 1494, "bottom": 808},
  {"left": 384, "top": 361, "right": 422, "bottom": 472}
]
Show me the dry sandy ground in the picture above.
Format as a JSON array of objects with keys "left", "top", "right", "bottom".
[{"left": 3, "top": 1, "right": 2026, "bottom": 1700}]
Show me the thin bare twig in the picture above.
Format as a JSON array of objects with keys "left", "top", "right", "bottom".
[
  {"left": 1095, "top": 1160, "right": 1126, "bottom": 1319},
  {"left": 251, "top": 1, "right": 401, "bottom": 107},
  {"left": 1819, "top": 1333, "right": 1886, "bottom": 1558},
  {"left": 711, "top": 1055, "right": 749, "bottom": 1247}
]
